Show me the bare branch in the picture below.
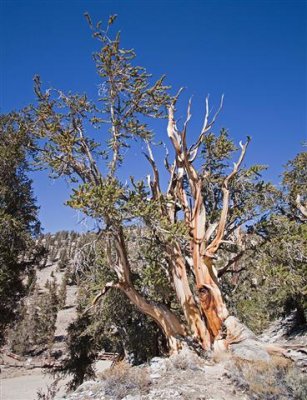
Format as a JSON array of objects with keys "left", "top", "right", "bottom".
[
  {"left": 204, "top": 222, "right": 218, "bottom": 242},
  {"left": 144, "top": 141, "right": 161, "bottom": 199},
  {"left": 205, "top": 137, "right": 250, "bottom": 256},
  {"left": 82, "top": 281, "right": 120, "bottom": 314},
  {"left": 92, "top": 281, "right": 119, "bottom": 305},
  {"left": 76, "top": 127, "right": 101, "bottom": 184},
  {"left": 188, "top": 95, "right": 224, "bottom": 163},
  {"left": 163, "top": 144, "right": 171, "bottom": 172},
  {"left": 182, "top": 97, "right": 192, "bottom": 154},
  {"left": 167, "top": 104, "right": 182, "bottom": 156}
]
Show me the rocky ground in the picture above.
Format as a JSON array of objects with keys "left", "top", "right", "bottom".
[
  {"left": 55, "top": 351, "right": 249, "bottom": 400},
  {"left": 53, "top": 343, "right": 307, "bottom": 400},
  {"left": 51, "top": 315, "right": 307, "bottom": 400}
]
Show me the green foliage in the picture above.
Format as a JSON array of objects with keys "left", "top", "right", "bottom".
[
  {"left": 61, "top": 312, "right": 97, "bottom": 390},
  {"left": 224, "top": 151, "right": 307, "bottom": 333},
  {"left": 90, "top": 14, "right": 171, "bottom": 170},
  {"left": 201, "top": 128, "right": 237, "bottom": 173},
  {"left": 28, "top": 14, "right": 172, "bottom": 179},
  {"left": 10, "top": 285, "right": 58, "bottom": 355},
  {"left": 282, "top": 151, "right": 307, "bottom": 204},
  {"left": 67, "top": 178, "right": 124, "bottom": 223},
  {"left": 58, "top": 275, "right": 67, "bottom": 309},
  {"left": 0, "top": 113, "right": 40, "bottom": 344},
  {"left": 201, "top": 129, "right": 277, "bottom": 233},
  {"left": 230, "top": 215, "right": 306, "bottom": 333}
]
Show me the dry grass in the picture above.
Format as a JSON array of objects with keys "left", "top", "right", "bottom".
[
  {"left": 228, "top": 355, "right": 307, "bottom": 400},
  {"left": 166, "top": 348, "right": 206, "bottom": 371},
  {"left": 36, "top": 377, "right": 60, "bottom": 400},
  {"left": 99, "top": 361, "right": 151, "bottom": 400}
]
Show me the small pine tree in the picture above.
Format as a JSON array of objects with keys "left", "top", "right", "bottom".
[
  {"left": 48, "top": 276, "right": 59, "bottom": 312},
  {"left": 58, "top": 275, "right": 67, "bottom": 309}
]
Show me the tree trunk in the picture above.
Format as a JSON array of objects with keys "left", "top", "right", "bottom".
[
  {"left": 111, "top": 228, "right": 187, "bottom": 353},
  {"left": 119, "top": 283, "right": 186, "bottom": 353},
  {"left": 167, "top": 242, "right": 211, "bottom": 349},
  {"left": 190, "top": 193, "right": 229, "bottom": 343},
  {"left": 193, "top": 250, "right": 229, "bottom": 342}
]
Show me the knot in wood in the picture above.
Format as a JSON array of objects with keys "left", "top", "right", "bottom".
[
  {"left": 197, "top": 285, "right": 212, "bottom": 310},
  {"left": 197, "top": 285, "right": 209, "bottom": 294}
]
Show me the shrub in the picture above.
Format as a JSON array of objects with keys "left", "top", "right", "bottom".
[
  {"left": 99, "top": 361, "right": 151, "bottom": 400},
  {"left": 36, "top": 378, "right": 60, "bottom": 400},
  {"left": 166, "top": 348, "right": 205, "bottom": 371},
  {"left": 228, "top": 356, "right": 307, "bottom": 400}
]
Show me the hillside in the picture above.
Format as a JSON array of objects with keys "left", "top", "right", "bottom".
[{"left": 1, "top": 230, "right": 306, "bottom": 400}]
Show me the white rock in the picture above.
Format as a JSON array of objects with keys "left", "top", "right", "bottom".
[
  {"left": 150, "top": 373, "right": 161, "bottom": 379},
  {"left": 75, "top": 380, "right": 97, "bottom": 392},
  {"left": 149, "top": 357, "right": 167, "bottom": 373},
  {"left": 147, "top": 388, "right": 183, "bottom": 399}
]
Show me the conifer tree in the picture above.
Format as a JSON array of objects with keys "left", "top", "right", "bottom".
[
  {"left": 25, "top": 15, "right": 278, "bottom": 352},
  {"left": 0, "top": 112, "right": 40, "bottom": 343}
]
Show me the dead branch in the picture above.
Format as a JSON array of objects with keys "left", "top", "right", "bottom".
[
  {"left": 189, "top": 95, "right": 224, "bottom": 163},
  {"left": 144, "top": 141, "right": 161, "bottom": 200},
  {"left": 205, "top": 138, "right": 250, "bottom": 256},
  {"left": 83, "top": 281, "right": 120, "bottom": 314}
]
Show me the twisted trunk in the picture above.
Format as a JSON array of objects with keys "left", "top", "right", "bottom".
[
  {"left": 111, "top": 228, "right": 186, "bottom": 353},
  {"left": 190, "top": 184, "right": 229, "bottom": 343},
  {"left": 196, "top": 257, "right": 229, "bottom": 340},
  {"left": 167, "top": 242, "right": 211, "bottom": 349},
  {"left": 118, "top": 283, "right": 186, "bottom": 353}
]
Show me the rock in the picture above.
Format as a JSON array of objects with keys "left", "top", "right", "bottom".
[
  {"left": 230, "top": 339, "right": 271, "bottom": 362},
  {"left": 146, "top": 388, "right": 184, "bottom": 399},
  {"left": 75, "top": 380, "right": 98, "bottom": 393},
  {"left": 261, "top": 311, "right": 307, "bottom": 343},
  {"left": 150, "top": 373, "right": 162, "bottom": 379},
  {"left": 224, "top": 316, "right": 257, "bottom": 343},
  {"left": 149, "top": 357, "right": 167, "bottom": 374}
]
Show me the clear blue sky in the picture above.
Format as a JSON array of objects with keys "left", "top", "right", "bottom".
[{"left": 1, "top": 0, "right": 306, "bottom": 233}]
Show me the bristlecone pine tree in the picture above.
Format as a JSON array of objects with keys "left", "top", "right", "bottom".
[{"left": 24, "top": 15, "right": 280, "bottom": 353}]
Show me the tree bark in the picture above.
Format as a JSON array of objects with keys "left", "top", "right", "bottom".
[
  {"left": 189, "top": 184, "right": 229, "bottom": 342},
  {"left": 191, "top": 239, "right": 229, "bottom": 341},
  {"left": 167, "top": 242, "right": 211, "bottom": 349},
  {"left": 198, "top": 257, "right": 229, "bottom": 339},
  {"left": 118, "top": 283, "right": 186, "bottom": 353},
  {"left": 111, "top": 228, "right": 187, "bottom": 353}
]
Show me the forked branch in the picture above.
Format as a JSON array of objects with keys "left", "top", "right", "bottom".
[
  {"left": 144, "top": 141, "right": 161, "bottom": 200},
  {"left": 189, "top": 95, "right": 224, "bottom": 163},
  {"left": 206, "top": 138, "right": 250, "bottom": 256}
]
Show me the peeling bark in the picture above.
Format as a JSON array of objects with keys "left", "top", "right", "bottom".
[{"left": 167, "top": 242, "right": 211, "bottom": 349}]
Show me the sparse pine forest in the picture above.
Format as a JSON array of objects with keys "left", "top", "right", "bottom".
[{"left": 1, "top": 11, "right": 306, "bottom": 400}]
